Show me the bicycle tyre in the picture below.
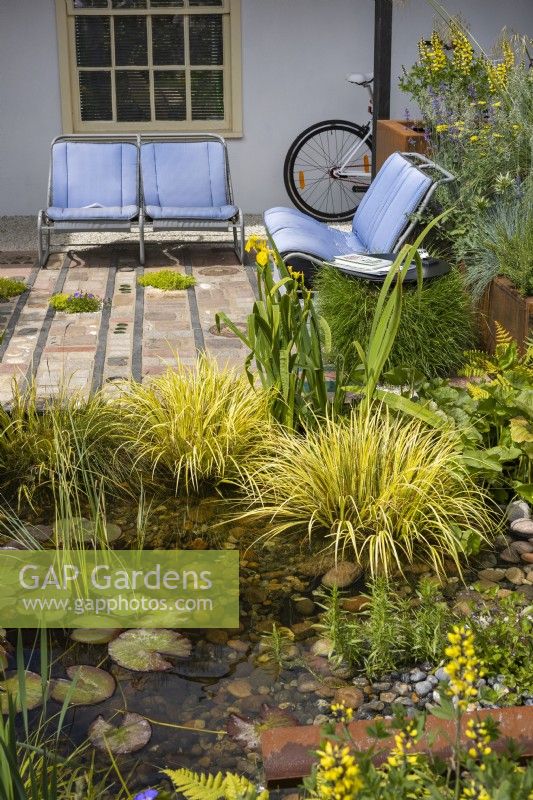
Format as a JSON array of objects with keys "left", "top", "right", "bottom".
[{"left": 283, "top": 119, "right": 373, "bottom": 222}]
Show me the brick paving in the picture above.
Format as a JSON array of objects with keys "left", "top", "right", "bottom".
[{"left": 0, "top": 244, "right": 256, "bottom": 406}]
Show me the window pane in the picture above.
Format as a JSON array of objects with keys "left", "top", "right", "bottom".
[
  {"left": 75, "top": 17, "right": 111, "bottom": 67},
  {"left": 74, "top": 0, "right": 109, "bottom": 7},
  {"left": 116, "top": 71, "right": 151, "bottom": 120},
  {"left": 79, "top": 71, "right": 112, "bottom": 120},
  {"left": 152, "top": 15, "right": 184, "bottom": 65},
  {"left": 189, "top": 1, "right": 223, "bottom": 6},
  {"left": 189, "top": 15, "right": 223, "bottom": 65},
  {"left": 191, "top": 70, "right": 223, "bottom": 119},
  {"left": 154, "top": 71, "right": 186, "bottom": 120},
  {"left": 111, "top": 0, "right": 147, "bottom": 7},
  {"left": 114, "top": 16, "right": 147, "bottom": 66},
  {"left": 150, "top": 0, "right": 184, "bottom": 6}
]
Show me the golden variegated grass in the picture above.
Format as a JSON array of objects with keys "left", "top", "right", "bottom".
[
  {"left": 236, "top": 404, "right": 495, "bottom": 578},
  {"left": 115, "top": 354, "right": 272, "bottom": 494}
]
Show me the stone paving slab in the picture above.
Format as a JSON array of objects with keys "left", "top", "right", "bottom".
[{"left": 0, "top": 244, "right": 256, "bottom": 406}]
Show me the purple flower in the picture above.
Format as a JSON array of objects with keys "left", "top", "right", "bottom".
[{"left": 133, "top": 791, "right": 159, "bottom": 800}]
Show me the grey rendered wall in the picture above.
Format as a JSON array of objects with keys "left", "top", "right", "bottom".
[{"left": 0, "top": 0, "right": 532, "bottom": 216}]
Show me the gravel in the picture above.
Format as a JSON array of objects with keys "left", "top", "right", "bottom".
[{"left": 0, "top": 214, "right": 268, "bottom": 254}]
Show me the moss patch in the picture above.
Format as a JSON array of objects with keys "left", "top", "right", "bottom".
[
  {"left": 0, "top": 277, "right": 26, "bottom": 303},
  {"left": 49, "top": 292, "right": 102, "bottom": 313},
  {"left": 138, "top": 270, "right": 196, "bottom": 291}
]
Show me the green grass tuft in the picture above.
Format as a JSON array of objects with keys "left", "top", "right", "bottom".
[
  {"left": 315, "top": 267, "right": 476, "bottom": 377},
  {"left": 138, "top": 270, "right": 196, "bottom": 291},
  {"left": 0, "top": 277, "right": 26, "bottom": 303}
]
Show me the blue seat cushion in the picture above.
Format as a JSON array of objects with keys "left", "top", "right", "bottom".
[
  {"left": 352, "top": 152, "right": 432, "bottom": 252},
  {"left": 51, "top": 142, "right": 138, "bottom": 209},
  {"left": 266, "top": 212, "right": 366, "bottom": 261},
  {"left": 264, "top": 206, "right": 322, "bottom": 235},
  {"left": 46, "top": 205, "right": 138, "bottom": 221},
  {"left": 141, "top": 141, "right": 230, "bottom": 211},
  {"left": 146, "top": 204, "right": 238, "bottom": 221}
]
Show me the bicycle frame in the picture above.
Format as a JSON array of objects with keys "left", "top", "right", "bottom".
[{"left": 332, "top": 82, "right": 373, "bottom": 184}]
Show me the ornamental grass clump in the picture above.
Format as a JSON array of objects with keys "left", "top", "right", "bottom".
[
  {"left": 315, "top": 266, "right": 476, "bottom": 377},
  {"left": 238, "top": 404, "right": 494, "bottom": 578},
  {"left": 115, "top": 354, "right": 272, "bottom": 494},
  {"left": 138, "top": 270, "right": 196, "bottom": 291}
]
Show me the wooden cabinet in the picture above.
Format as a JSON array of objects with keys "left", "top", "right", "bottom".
[{"left": 375, "top": 119, "right": 428, "bottom": 171}]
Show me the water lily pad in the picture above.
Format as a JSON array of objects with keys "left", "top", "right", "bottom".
[
  {"left": 88, "top": 712, "right": 151, "bottom": 754},
  {"left": 108, "top": 629, "right": 192, "bottom": 672},
  {"left": 0, "top": 671, "right": 43, "bottom": 714},
  {"left": 227, "top": 704, "right": 299, "bottom": 751},
  {"left": 51, "top": 666, "right": 115, "bottom": 706},
  {"left": 71, "top": 628, "right": 122, "bottom": 645}
]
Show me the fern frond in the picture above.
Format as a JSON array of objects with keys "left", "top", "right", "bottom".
[
  {"left": 494, "top": 321, "right": 513, "bottom": 349},
  {"left": 466, "top": 383, "right": 490, "bottom": 400},
  {"left": 163, "top": 768, "right": 227, "bottom": 800},
  {"left": 223, "top": 773, "right": 260, "bottom": 800},
  {"left": 460, "top": 350, "right": 495, "bottom": 378}
]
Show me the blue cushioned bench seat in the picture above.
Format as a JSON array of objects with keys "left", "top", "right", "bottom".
[
  {"left": 265, "top": 153, "right": 454, "bottom": 283},
  {"left": 141, "top": 135, "right": 244, "bottom": 262},
  {"left": 38, "top": 136, "right": 141, "bottom": 267}
]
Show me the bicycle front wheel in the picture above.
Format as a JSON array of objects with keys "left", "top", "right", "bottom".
[{"left": 283, "top": 120, "right": 372, "bottom": 222}]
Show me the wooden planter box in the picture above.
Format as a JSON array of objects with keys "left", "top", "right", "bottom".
[
  {"left": 478, "top": 275, "right": 533, "bottom": 353},
  {"left": 375, "top": 119, "right": 428, "bottom": 171}
]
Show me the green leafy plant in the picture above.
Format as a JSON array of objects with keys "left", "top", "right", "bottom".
[
  {"left": 236, "top": 403, "right": 494, "bottom": 578},
  {"left": 405, "top": 325, "right": 533, "bottom": 502},
  {"left": 138, "top": 270, "right": 196, "bottom": 291},
  {"left": 0, "top": 278, "right": 26, "bottom": 303},
  {"left": 316, "top": 577, "right": 453, "bottom": 678},
  {"left": 256, "top": 624, "right": 296, "bottom": 676},
  {"left": 49, "top": 292, "right": 102, "bottom": 313},
  {"left": 469, "top": 592, "right": 533, "bottom": 706},
  {"left": 315, "top": 267, "right": 475, "bottom": 378},
  {"left": 115, "top": 354, "right": 272, "bottom": 494},
  {"left": 216, "top": 236, "right": 334, "bottom": 432}
]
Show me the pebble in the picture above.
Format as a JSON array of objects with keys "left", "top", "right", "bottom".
[
  {"left": 292, "top": 596, "right": 315, "bottom": 616},
  {"left": 392, "top": 682, "right": 410, "bottom": 696},
  {"left": 321, "top": 561, "right": 362, "bottom": 589},
  {"left": 510, "top": 519, "right": 533, "bottom": 538},
  {"left": 505, "top": 567, "right": 525, "bottom": 585},
  {"left": 380, "top": 692, "right": 397, "bottom": 704},
  {"left": 500, "top": 546, "right": 521, "bottom": 563},
  {"left": 506, "top": 499, "right": 531, "bottom": 522},
  {"left": 414, "top": 680, "right": 433, "bottom": 697},
  {"left": 477, "top": 568, "right": 506, "bottom": 582},
  {"left": 517, "top": 584, "right": 533, "bottom": 600},
  {"left": 310, "top": 639, "right": 332, "bottom": 657},
  {"left": 372, "top": 682, "right": 392, "bottom": 692},
  {"left": 226, "top": 679, "right": 252, "bottom": 699},
  {"left": 410, "top": 669, "right": 427, "bottom": 682},
  {"left": 333, "top": 686, "right": 364, "bottom": 709},
  {"left": 341, "top": 595, "right": 370, "bottom": 613},
  {"left": 434, "top": 667, "right": 449, "bottom": 682},
  {"left": 513, "top": 541, "right": 533, "bottom": 554},
  {"left": 227, "top": 639, "right": 250, "bottom": 654},
  {"left": 361, "top": 700, "right": 385, "bottom": 713}
]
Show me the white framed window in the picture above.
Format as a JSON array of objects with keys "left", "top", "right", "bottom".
[{"left": 55, "top": 0, "right": 242, "bottom": 135}]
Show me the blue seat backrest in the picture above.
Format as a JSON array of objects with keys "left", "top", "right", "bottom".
[
  {"left": 353, "top": 153, "right": 432, "bottom": 252},
  {"left": 51, "top": 141, "right": 138, "bottom": 208},
  {"left": 141, "top": 141, "right": 229, "bottom": 208}
]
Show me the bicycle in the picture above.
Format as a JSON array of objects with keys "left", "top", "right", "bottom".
[{"left": 283, "top": 72, "right": 374, "bottom": 222}]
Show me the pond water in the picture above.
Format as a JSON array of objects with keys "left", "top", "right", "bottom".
[{"left": 6, "top": 496, "right": 342, "bottom": 794}]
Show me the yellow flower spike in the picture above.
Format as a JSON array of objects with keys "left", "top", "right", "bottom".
[{"left": 435, "top": 123, "right": 449, "bottom": 133}]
